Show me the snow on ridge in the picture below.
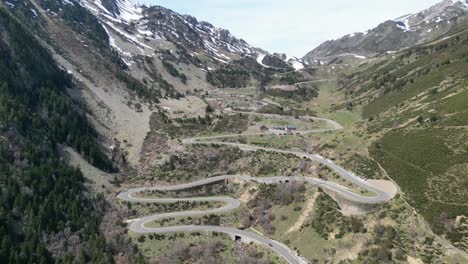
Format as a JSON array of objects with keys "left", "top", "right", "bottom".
[
  {"left": 82, "top": 0, "right": 142, "bottom": 22},
  {"left": 395, "top": 13, "right": 413, "bottom": 31},
  {"left": 91, "top": 0, "right": 113, "bottom": 16},
  {"left": 115, "top": 0, "right": 143, "bottom": 22},
  {"left": 393, "top": 0, "right": 467, "bottom": 30},
  {"left": 82, "top": 0, "right": 259, "bottom": 61},
  {"left": 102, "top": 20, "right": 152, "bottom": 50}
]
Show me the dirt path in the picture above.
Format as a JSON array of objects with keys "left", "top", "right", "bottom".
[
  {"left": 407, "top": 256, "right": 424, "bottom": 264},
  {"left": 367, "top": 180, "right": 398, "bottom": 198},
  {"left": 287, "top": 192, "right": 320, "bottom": 233}
]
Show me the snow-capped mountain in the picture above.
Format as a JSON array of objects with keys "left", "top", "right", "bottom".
[
  {"left": 80, "top": 0, "right": 305, "bottom": 69},
  {"left": 256, "top": 52, "right": 305, "bottom": 70},
  {"left": 303, "top": 0, "right": 468, "bottom": 64},
  {"left": 394, "top": 0, "right": 467, "bottom": 31},
  {"left": 81, "top": 0, "right": 252, "bottom": 62}
]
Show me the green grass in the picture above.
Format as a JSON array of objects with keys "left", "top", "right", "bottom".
[
  {"left": 343, "top": 154, "right": 385, "bottom": 179},
  {"left": 278, "top": 220, "right": 360, "bottom": 263},
  {"left": 437, "top": 88, "right": 468, "bottom": 126},
  {"left": 328, "top": 110, "right": 362, "bottom": 129},
  {"left": 340, "top": 32, "right": 468, "bottom": 121},
  {"left": 144, "top": 209, "right": 242, "bottom": 229},
  {"left": 251, "top": 115, "right": 328, "bottom": 131},
  {"left": 270, "top": 202, "right": 304, "bottom": 235},
  {"left": 130, "top": 231, "right": 286, "bottom": 263},
  {"left": 144, "top": 144, "right": 317, "bottom": 183},
  {"left": 363, "top": 61, "right": 465, "bottom": 118},
  {"left": 437, "top": 89, "right": 468, "bottom": 113},
  {"left": 370, "top": 128, "right": 468, "bottom": 243},
  {"left": 121, "top": 200, "right": 227, "bottom": 216}
]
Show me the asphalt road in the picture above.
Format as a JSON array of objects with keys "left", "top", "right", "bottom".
[{"left": 117, "top": 113, "right": 395, "bottom": 264}]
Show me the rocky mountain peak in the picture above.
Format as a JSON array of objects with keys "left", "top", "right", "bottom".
[
  {"left": 78, "top": 0, "right": 304, "bottom": 70},
  {"left": 303, "top": 0, "right": 468, "bottom": 64},
  {"left": 79, "top": 0, "right": 258, "bottom": 65}
]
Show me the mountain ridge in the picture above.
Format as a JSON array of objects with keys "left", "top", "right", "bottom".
[
  {"left": 80, "top": 0, "right": 305, "bottom": 70},
  {"left": 303, "top": 0, "right": 468, "bottom": 64}
]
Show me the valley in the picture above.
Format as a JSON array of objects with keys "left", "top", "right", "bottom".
[
  {"left": 117, "top": 112, "right": 396, "bottom": 264},
  {"left": 0, "top": 0, "right": 467, "bottom": 263}
]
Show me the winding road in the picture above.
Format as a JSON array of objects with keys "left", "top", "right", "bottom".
[{"left": 117, "top": 112, "right": 395, "bottom": 264}]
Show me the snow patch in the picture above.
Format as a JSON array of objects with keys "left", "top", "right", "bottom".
[
  {"left": 81, "top": 1, "right": 99, "bottom": 12},
  {"left": 82, "top": 0, "right": 142, "bottom": 22},
  {"left": 291, "top": 60, "right": 304, "bottom": 70},
  {"left": 5, "top": 1, "right": 15, "bottom": 8},
  {"left": 115, "top": 0, "right": 143, "bottom": 21},
  {"left": 395, "top": 13, "right": 413, "bottom": 31},
  {"left": 348, "top": 53, "right": 367, "bottom": 59},
  {"left": 30, "top": 8, "right": 38, "bottom": 17},
  {"left": 92, "top": 0, "right": 113, "bottom": 16},
  {"left": 103, "top": 21, "right": 152, "bottom": 51},
  {"left": 396, "top": 19, "right": 410, "bottom": 31},
  {"left": 256, "top": 53, "right": 266, "bottom": 66}
]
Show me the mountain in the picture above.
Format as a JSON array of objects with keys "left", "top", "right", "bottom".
[
  {"left": 78, "top": 0, "right": 307, "bottom": 90},
  {"left": 333, "top": 14, "right": 468, "bottom": 252},
  {"left": 0, "top": 1, "right": 310, "bottom": 262},
  {"left": 82, "top": 0, "right": 255, "bottom": 62},
  {"left": 0, "top": 4, "right": 129, "bottom": 263},
  {"left": 303, "top": 0, "right": 468, "bottom": 64},
  {"left": 81, "top": 0, "right": 305, "bottom": 69},
  {"left": 1, "top": 0, "right": 466, "bottom": 263}
]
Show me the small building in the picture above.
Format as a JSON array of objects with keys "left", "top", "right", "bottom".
[
  {"left": 272, "top": 125, "right": 297, "bottom": 132},
  {"left": 260, "top": 125, "right": 269, "bottom": 131},
  {"left": 272, "top": 126, "right": 286, "bottom": 131}
]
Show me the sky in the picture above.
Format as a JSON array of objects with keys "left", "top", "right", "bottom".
[{"left": 136, "top": 0, "right": 442, "bottom": 57}]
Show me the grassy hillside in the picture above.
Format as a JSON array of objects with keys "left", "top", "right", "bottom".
[
  {"left": 340, "top": 30, "right": 468, "bottom": 129},
  {"left": 371, "top": 128, "right": 468, "bottom": 249},
  {"left": 337, "top": 29, "right": 468, "bottom": 249},
  {"left": 206, "top": 57, "right": 305, "bottom": 88}
]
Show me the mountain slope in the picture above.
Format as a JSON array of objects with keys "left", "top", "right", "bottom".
[
  {"left": 81, "top": 0, "right": 305, "bottom": 71},
  {"left": 0, "top": 6, "right": 126, "bottom": 263},
  {"left": 2, "top": 0, "right": 466, "bottom": 262},
  {"left": 303, "top": 0, "right": 468, "bottom": 63},
  {"left": 335, "top": 26, "right": 468, "bottom": 251}
]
